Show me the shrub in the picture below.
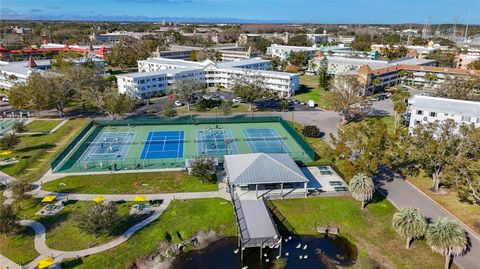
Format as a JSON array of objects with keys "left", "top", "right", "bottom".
[
  {"left": 302, "top": 125, "right": 322, "bottom": 138},
  {"left": 198, "top": 99, "right": 222, "bottom": 111},
  {"left": 190, "top": 156, "right": 216, "bottom": 183},
  {"left": 0, "top": 204, "right": 19, "bottom": 234},
  {"left": 13, "top": 122, "right": 26, "bottom": 133},
  {"left": 163, "top": 104, "right": 177, "bottom": 118},
  {"left": 147, "top": 108, "right": 157, "bottom": 114},
  {"left": 0, "top": 133, "right": 19, "bottom": 149},
  {"left": 219, "top": 101, "right": 233, "bottom": 115},
  {"left": 284, "top": 65, "right": 299, "bottom": 73},
  {"left": 75, "top": 202, "right": 120, "bottom": 235}
]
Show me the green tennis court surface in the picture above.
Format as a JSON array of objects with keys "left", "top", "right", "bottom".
[{"left": 52, "top": 117, "right": 315, "bottom": 173}]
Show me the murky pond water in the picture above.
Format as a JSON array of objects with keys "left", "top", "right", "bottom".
[{"left": 171, "top": 235, "right": 357, "bottom": 269}]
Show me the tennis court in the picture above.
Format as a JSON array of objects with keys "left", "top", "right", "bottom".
[
  {"left": 79, "top": 132, "right": 135, "bottom": 162},
  {"left": 243, "top": 128, "right": 291, "bottom": 153},
  {"left": 53, "top": 117, "right": 316, "bottom": 173},
  {"left": 196, "top": 128, "right": 238, "bottom": 156},
  {"left": 140, "top": 131, "right": 184, "bottom": 160}
]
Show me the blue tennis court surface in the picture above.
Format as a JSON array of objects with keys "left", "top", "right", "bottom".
[
  {"left": 243, "top": 128, "right": 291, "bottom": 153},
  {"left": 79, "top": 132, "right": 135, "bottom": 162},
  {"left": 196, "top": 128, "right": 238, "bottom": 156},
  {"left": 140, "top": 131, "right": 184, "bottom": 160}
]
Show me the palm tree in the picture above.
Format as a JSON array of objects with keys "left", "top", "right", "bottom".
[
  {"left": 371, "top": 77, "right": 382, "bottom": 92},
  {"left": 423, "top": 73, "right": 438, "bottom": 88},
  {"left": 426, "top": 218, "right": 468, "bottom": 269},
  {"left": 349, "top": 174, "right": 375, "bottom": 209},
  {"left": 392, "top": 208, "right": 428, "bottom": 249}
]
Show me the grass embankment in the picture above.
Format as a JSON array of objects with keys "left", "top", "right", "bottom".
[
  {"left": 272, "top": 196, "right": 447, "bottom": 269},
  {"left": 293, "top": 75, "right": 335, "bottom": 109},
  {"left": 42, "top": 171, "right": 218, "bottom": 194},
  {"left": 23, "top": 120, "right": 62, "bottom": 133},
  {"left": 0, "top": 226, "right": 38, "bottom": 265},
  {"left": 62, "top": 198, "right": 236, "bottom": 268},
  {"left": 0, "top": 119, "right": 89, "bottom": 182},
  {"left": 408, "top": 175, "right": 480, "bottom": 235}
]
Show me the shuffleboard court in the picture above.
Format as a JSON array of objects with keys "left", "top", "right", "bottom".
[
  {"left": 140, "top": 131, "right": 184, "bottom": 160},
  {"left": 243, "top": 128, "right": 291, "bottom": 154},
  {"left": 79, "top": 131, "right": 135, "bottom": 162},
  {"left": 196, "top": 128, "right": 238, "bottom": 156}
]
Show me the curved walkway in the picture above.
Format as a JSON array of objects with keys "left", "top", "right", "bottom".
[{"left": 21, "top": 198, "right": 171, "bottom": 269}]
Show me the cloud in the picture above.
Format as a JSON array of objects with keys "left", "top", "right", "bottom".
[
  {"left": 29, "top": 8, "right": 43, "bottom": 12},
  {"left": 46, "top": 6, "right": 60, "bottom": 10},
  {"left": 0, "top": 8, "right": 19, "bottom": 16}
]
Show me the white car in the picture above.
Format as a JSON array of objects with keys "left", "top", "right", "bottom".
[
  {"left": 232, "top": 98, "right": 243, "bottom": 103},
  {"left": 174, "top": 100, "right": 183, "bottom": 107},
  {"left": 1, "top": 97, "right": 9, "bottom": 102}
]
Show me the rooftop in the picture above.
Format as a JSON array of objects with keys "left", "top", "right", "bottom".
[
  {"left": 225, "top": 153, "right": 308, "bottom": 185},
  {"left": 408, "top": 95, "right": 480, "bottom": 116}
]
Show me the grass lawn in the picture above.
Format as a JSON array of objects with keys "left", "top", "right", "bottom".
[
  {"left": 272, "top": 196, "right": 446, "bottom": 269},
  {"left": 0, "top": 227, "right": 39, "bottom": 265},
  {"left": 0, "top": 119, "right": 90, "bottom": 182},
  {"left": 23, "top": 120, "right": 62, "bottom": 133},
  {"left": 348, "top": 115, "right": 396, "bottom": 134},
  {"left": 293, "top": 75, "right": 335, "bottom": 110},
  {"left": 12, "top": 198, "right": 148, "bottom": 252},
  {"left": 177, "top": 103, "right": 250, "bottom": 114},
  {"left": 63, "top": 198, "right": 236, "bottom": 269},
  {"left": 42, "top": 171, "right": 218, "bottom": 194},
  {"left": 290, "top": 121, "right": 333, "bottom": 163},
  {"left": 408, "top": 175, "right": 480, "bottom": 235}
]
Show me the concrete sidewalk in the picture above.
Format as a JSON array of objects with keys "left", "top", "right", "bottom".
[{"left": 374, "top": 168, "right": 480, "bottom": 269}]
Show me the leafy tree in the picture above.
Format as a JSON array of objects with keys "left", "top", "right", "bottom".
[
  {"left": 251, "top": 38, "right": 271, "bottom": 54},
  {"left": 0, "top": 134, "right": 20, "bottom": 150},
  {"left": 9, "top": 73, "right": 51, "bottom": 116},
  {"left": 219, "top": 101, "right": 233, "bottom": 115},
  {"left": 380, "top": 45, "right": 408, "bottom": 60},
  {"left": 287, "top": 51, "right": 308, "bottom": 67},
  {"left": 163, "top": 103, "right": 177, "bottom": 118},
  {"left": 170, "top": 79, "right": 205, "bottom": 111},
  {"left": 426, "top": 50, "right": 456, "bottom": 67},
  {"left": 287, "top": 35, "right": 312, "bottom": 46},
  {"left": 371, "top": 77, "right": 383, "bottom": 92},
  {"left": 271, "top": 56, "right": 284, "bottom": 71},
  {"left": 391, "top": 91, "right": 411, "bottom": 128},
  {"left": 350, "top": 35, "right": 372, "bottom": 51},
  {"left": 190, "top": 156, "right": 216, "bottom": 183},
  {"left": 392, "top": 208, "right": 428, "bottom": 249},
  {"left": 423, "top": 73, "right": 438, "bottom": 87},
  {"left": 443, "top": 127, "right": 480, "bottom": 205},
  {"left": 409, "top": 120, "right": 462, "bottom": 192},
  {"left": 330, "top": 75, "right": 368, "bottom": 122},
  {"left": 12, "top": 122, "right": 26, "bottom": 133},
  {"left": 106, "top": 44, "right": 138, "bottom": 69},
  {"left": 0, "top": 204, "right": 19, "bottom": 234},
  {"left": 435, "top": 76, "right": 480, "bottom": 102},
  {"left": 333, "top": 118, "right": 389, "bottom": 174},
  {"left": 348, "top": 173, "right": 375, "bottom": 209},
  {"left": 302, "top": 125, "right": 321, "bottom": 138},
  {"left": 75, "top": 202, "right": 120, "bottom": 235},
  {"left": 279, "top": 99, "right": 289, "bottom": 112},
  {"left": 426, "top": 218, "right": 467, "bottom": 269},
  {"left": 467, "top": 59, "right": 480, "bottom": 70},
  {"left": 232, "top": 75, "right": 267, "bottom": 111},
  {"left": 11, "top": 181, "right": 31, "bottom": 200},
  {"left": 82, "top": 84, "right": 136, "bottom": 120},
  {"left": 317, "top": 57, "right": 329, "bottom": 89}
]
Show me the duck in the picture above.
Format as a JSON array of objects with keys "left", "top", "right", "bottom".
[
  {"left": 303, "top": 244, "right": 308, "bottom": 250},
  {"left": 299, "top": 255, "right": 303, "bottom": 259},
  {"left": 296, "top": 243, "right": 301, "bottom": 249},
  {"left": 233, "top": 248, "right": 239, "bottom": 254},
  {"left": 303, "top": 255, "right": 308, "bottom": 259}
]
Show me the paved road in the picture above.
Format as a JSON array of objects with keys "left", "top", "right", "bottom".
[{"left": 374, "top": 168, "right": 480, "bottom": 269}]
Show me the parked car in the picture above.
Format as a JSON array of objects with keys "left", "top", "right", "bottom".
[
  {"left": 174, "top": 100, "right": 183, "bottom": 107},
  {"left": 232, "top": 97, "right": 244, "bottom": 103},
  {"left": 2, "top": 97, "right": 9, "bottom": 103}
]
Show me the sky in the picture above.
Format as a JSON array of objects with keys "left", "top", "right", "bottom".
[{"left": 1, "top": 0, "right": 479, "bottom": 24}]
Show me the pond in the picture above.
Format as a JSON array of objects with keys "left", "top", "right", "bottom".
[{"left": 171, "top": 235, "right": 357, "bottom": 269}]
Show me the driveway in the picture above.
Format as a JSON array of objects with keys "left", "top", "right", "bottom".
[{"left": 374, "top": 167, "right": 480, "bottom": 269}]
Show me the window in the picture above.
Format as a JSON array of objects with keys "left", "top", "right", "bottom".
[
  {"left": 462, "top": 116, "right": 471, "bottom": 122},
  {"left": 416, "top": 110, "right": 423, "bottom": 115},
  {"left": 429, "top": 112, "right": 437, "bottom": 117},
  {"left": 415, "top": 120, "right": 421, "bottom": 126}
]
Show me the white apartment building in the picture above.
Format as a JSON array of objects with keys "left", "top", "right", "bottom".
[
  {"left": 266, "top": 44, "right": 319, "bottom": 61},
  {"left": 117, "top": 57, "right": 299, "bottom": 99},
  {"left": 407, "top": 95, "right": 480, "bottom": 133},
  {"left": 0, "top": 57, "right": 105, "bottom": 89}
]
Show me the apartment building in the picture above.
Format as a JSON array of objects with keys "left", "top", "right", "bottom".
[
  {"left": 117, "top": 57, "right": 299, "bottom": 99},
  {"left": 266, "top": 44, "right": 319, "bottom": 61},
  {"left": 0, "top": 56, "right": 105, "bottom": 89},
  {"left": 456, "top": 48, "right": 480, "bottom": 69},
  {"left": 407, "top": 95, "right": 480, "bottom": 132}
]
